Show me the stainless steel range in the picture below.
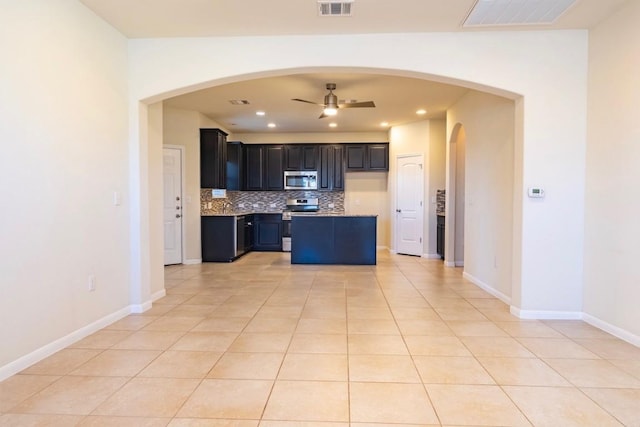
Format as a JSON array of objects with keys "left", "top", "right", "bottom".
[{"left": 282, "top": 198, "right": 319, "bottom": 252}]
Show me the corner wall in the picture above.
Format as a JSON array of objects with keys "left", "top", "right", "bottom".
[
  {"left": 584, "top": 0, "right": 640, "bottom": 342},
  {"left": 447, "top": 92, "right": 515, "bottom": 301}
]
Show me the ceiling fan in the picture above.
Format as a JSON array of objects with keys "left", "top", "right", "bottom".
[{"left": 292, "top": 83, "right": 376, "bottom": 118}]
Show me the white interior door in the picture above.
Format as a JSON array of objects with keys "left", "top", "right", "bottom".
[
  {"left": 163, "top": 148, "right": 183, "bottom": 265},
  {"left": 396, "top": 154, "right": 424, "bottom": 256}
]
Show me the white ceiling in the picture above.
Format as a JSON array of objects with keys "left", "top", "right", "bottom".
[
  {"left": 80, "top": 0, "right": 626, "bottom": 38},
  {"left": 79, "top": 0, "right": 628, "bottom": 134}
]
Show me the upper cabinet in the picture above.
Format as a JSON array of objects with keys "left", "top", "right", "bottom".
[
  {"left": 226, "top": 141, "right": 244, "bottom": 191},
  {"left": 284, "top": 144, "right": 318, "bottom": 171},
  {"left": 244, "top": 144, "right": 284, "bottom": 191},
  {"left": 318, "top": 145, "right": 344, "bottom": 191},
  {"left": 345, "top": 143, "right": 389, "bottom": 172},
  {"left": 200, "top": 128, "right": 228, "bottom": 188}
]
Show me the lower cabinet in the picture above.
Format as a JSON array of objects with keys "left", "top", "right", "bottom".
[
  {"left": 436, "top": 215, "right": 445, "bottom": 260},
  {"left": 291, "top": 216, "right": 377, "bottom": 265},
  {"left": 202, "top": 216, "right": 236, "bottom": 262},
  {"left": 252, "top": 214, "right": 283, "bottom": 251}
]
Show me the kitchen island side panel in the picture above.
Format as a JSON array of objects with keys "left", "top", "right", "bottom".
[{"left": 291, "top": 216, "right": 377, "bottom": 265}]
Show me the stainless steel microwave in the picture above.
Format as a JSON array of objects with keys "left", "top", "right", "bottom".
[{"left": 284, "top": 171, "right": 318, "bottom": 190}]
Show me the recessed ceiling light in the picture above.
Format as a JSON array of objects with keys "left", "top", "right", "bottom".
[
  {"left": 380, "top": 122, "right": 389, "bottom": 127},
  {"left": 329, "top": 123, "right": 337, "bottom": 128},
  {"left": 416, "top": 109, "right": 427, "bottom": 115},
  {"left": 267, "top": 123, "right": 276, "bottom": 128},
  {"left": 256, "top": 111, "right": 266, "bottom": 116}
]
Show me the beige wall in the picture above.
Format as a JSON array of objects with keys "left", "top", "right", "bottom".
[
  {"left": 163, "top": 107, "right": 227, "bottom": 262},
  {"left": 447, "top": 92, "right": 515, "bottom": 301},
  {"left": 230, "top": 132, "right": 388, "bottom": 144},
  {"left": 584, "top": 0, "right": 640, "bottom": 341},
  {"left": 0, "top": 1, "right": 129, "bottom": 377},
  {"left": 344, "top": 172, "right": 390, "bottom": 248},
  {"left": 428, "top": 120, "right": 447, "bottom": 255},
  {"left": 389, "top": 119, "right": 446, "bottom": 256}
]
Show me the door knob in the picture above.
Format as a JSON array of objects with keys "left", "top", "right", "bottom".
[
  {"left": 176, "top": 214, "right": 181, "bottom": 218},
  {"left": 176, "top": 206, "right": 181, "bottom": 210},
  {"left": 396, "top": 209, "right": 402, "bottom": 213}
]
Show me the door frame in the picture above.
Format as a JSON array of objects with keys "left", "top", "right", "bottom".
[{"left": 163, "top": 145, "right": 186, "bottom": 265}]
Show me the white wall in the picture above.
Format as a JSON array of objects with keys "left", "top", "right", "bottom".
[
  {"left": 448, "top": 92, "right": 515, "bottom": 301},
  {"left": 584, "top": 0, "right": 640, "bottom": 341},
  {"left": 0, "top": 1, "right": 129, "bottom": 377}
]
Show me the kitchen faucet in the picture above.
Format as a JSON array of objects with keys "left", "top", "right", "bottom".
[{"left": 222, "top": 201, "right": 232, "bottom": 213}]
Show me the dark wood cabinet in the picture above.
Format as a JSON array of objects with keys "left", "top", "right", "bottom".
[
  {"left": 291, "top": 216, "right": 377, "bottom": 265},
  {"left": 437, "top": 215, "right": 445, "bottom": 260},
  {"left": 284, "top": 144, "right": 318, "bottom": 171},
  {"left": 345, "top": 143, "right": 389, "bottom": 172},
  {"left": 368, "top": 144, "right": 389, "bottom": 170},
  {"left": 244, "top": 145, "right": 284, "bottom": 191},
  {"left": 226, "top": 141, "right": 244, "bottom": 191},
  {"left": 201, "top": 216, "right": 235, "bottom": 262},
  {"left": 244, "top": 144, "right": 264, "bottom": 191},
  {"left": 200, "top": 129, "right": 228, "bottom": 188},
  {"left": 253, "top": 214, "right": 282, "bottom": 251},
  {"left": 264, "top": 145, "right": 284, "bottom": 190},
  {"left": 318, "top": 144, "right": 344, "bottom": 191}
]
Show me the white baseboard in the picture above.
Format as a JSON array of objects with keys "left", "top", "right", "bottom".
[
  {"left": 583, "top": 313, "right": 640, "bottom": 347},
  {"left": 376, "top": 245, "right": 389, "bottom": 251},
  {"left": 462, "top": 272, "right": 511, "bottom": 305},
  {"left": 0, "top": 305, "right": 131, "bottom": 381},
  {"left": 130, "top": 301, "right": 153, "bottom": 314},
  {"left": 422, "top": 253, "right": 442, "bottom": 259},
  {"left": 0, "top": 291, "right": 170, "bottom": 382},
  {"left": 183, "top": 258, "right": 202, "bottom": 265},
  {"left": 510, "top": 306, "right": 583, "bottom": 320},
  {"left": 151, "top": 289, "right": 167, "bottom": 302},
  {"left": 444, "top": 261, "right": 456, "bottom": 267}
]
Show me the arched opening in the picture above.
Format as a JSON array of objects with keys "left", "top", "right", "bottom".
[{"left": 135, "top": 66, "right": 521, "bottom": 307}]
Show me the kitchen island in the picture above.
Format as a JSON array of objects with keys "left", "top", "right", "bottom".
[{"left": 291, "top": 214, "right": 377, "bottom": 265}]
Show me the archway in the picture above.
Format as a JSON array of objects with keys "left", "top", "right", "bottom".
[{"left": 135, "top": 66, "right": 523, "bottom": 311}]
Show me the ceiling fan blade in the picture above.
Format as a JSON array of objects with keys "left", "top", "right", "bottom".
[
  {"left": 292, "top": 98, "right": 324, "bottom": 106},
  {"left": 318, "top": 112, "right": 328, "bottom": 119},
  {"left": 338, "top": 101, "right": 376, "bottom": 108}
]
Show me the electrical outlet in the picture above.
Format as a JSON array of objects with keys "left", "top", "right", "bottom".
[{"left": 88, "top": 275, "right": 96, "bottom": 292}]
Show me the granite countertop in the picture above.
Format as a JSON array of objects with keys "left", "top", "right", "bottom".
[
  {"left": 293, "top": 213, "right": 377, "bottom": 217},
  {"left": 201, "top": 211, "right": 371, "bottom": 217},
  {"left": 201, "top": 210, "right": 283, "bottom": 217}
]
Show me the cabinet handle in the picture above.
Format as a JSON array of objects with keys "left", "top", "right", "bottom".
[
  {"left": 396, "top": 209, "right": 402, "bottom": 213},
  {"left": 176, "top": 214, "right": 181, "bottom": 218}
]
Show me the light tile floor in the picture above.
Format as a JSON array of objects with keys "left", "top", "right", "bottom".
[{"left": 1, "top": 250, "right": 640, "bottom": 426}]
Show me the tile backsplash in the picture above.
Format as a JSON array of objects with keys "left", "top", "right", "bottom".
[
  {"left": 436, "top": 189, "right": 446, "bottom": 215},
  {"left": 201, "top": 189, "right": 345, "bottom": 214}
]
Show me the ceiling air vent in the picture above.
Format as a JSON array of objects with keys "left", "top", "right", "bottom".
[
  {"left": 318, "top": 0, "right": 353, "bottom": 17},
  {"left": 228, "top": 100, "right": 250, "bottom": 105}
]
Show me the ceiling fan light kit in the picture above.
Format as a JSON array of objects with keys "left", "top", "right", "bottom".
[{"left": 292, "top": 82, "right": 375, "bottom": 119}]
